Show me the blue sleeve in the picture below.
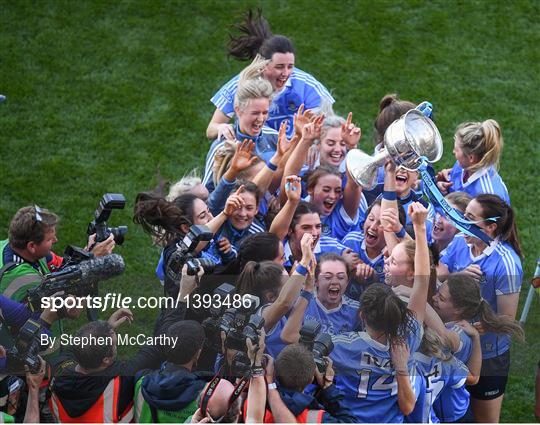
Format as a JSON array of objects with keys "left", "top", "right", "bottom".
[
  {"left": 155, "top": 252, "right": 165, "bottom": 281},
  {"left": 493, "top": 255, "right": 522, "bottom": 295},
  {"left": 207, "top": 176, "right": 237, "bottom": 216},
  {"left": 0, "top": 295, "right": 32, "bottom": 327},
  {"left": 341, "top": 232, "right": 362, "bottom": 252},
  {"left": 210, "top": 75, "right": 239, "bottom": 116},
  {"left": 440, "top": 236, "right": 459, "bottom": 272}
]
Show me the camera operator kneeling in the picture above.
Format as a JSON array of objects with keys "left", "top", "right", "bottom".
[{"left": 260, "top": 344, "right": 356, "bottom": 423}]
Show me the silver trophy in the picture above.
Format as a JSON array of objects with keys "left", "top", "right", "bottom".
[{"left": 346, "top": 109, "right": 443, "bottom": 189}]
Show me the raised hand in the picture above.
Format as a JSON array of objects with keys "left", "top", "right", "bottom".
[
  {"left": 381, "top": 208, "right": 403, "bottom": 233},
  {"left": 224, "top": 185, "right": 245, "bottom": 216},
  {"left": 284, "top": 175, "right": 302, "bottom": 203},
  {"left": 341, "top": 112, "right": 362, "bottom": 150},
  {"left": 355, "top": 262, "right": 375, "bottom": 283},
  {"left": 408, "top": 202, "right": 428, "bottom": 227},
  {"left": 299, "top": 233, "right": 315, "bottom": 267},
  {"left": 230, "top": 139, "right": 257, "bottom": 173},
  {"left": 108, "top": 308, "right": 134, "bottom": 329},
  {"left": 217, "top": 123, "right": 235, "bottom": 141},
  {"left": 294, "top": 104, "right": 315, "bottom": 137}
]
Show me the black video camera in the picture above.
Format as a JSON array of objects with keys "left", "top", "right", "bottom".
[
  {"left": 299, "top": 320, "right": 334, "bottom": 373},
  {"left": 166, "top": 225, "right": 216, "bottom": 280},
  {"left": 6, "top": 319, "right": 43, "bottom": 374},
  {"left": 87, "top": 193, "right": 128, "bottom": 245},
  {"left": 26, "top": 254, "right": 125, "bottom": 313}
]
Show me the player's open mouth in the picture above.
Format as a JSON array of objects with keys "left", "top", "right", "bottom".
[
  {"left": 366, "top": 229, "right": 378, "bottom": 244},
  {"left": 323, "top": 200, "right": 335, "bottom": 211}
]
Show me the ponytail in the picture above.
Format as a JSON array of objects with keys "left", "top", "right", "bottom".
[
  {"left": 477, "top": 298, "right": 525, "bottom": 342},
  {"left": 133, "top": 192, "right": 197, "bottom": 246},
  {"left": 455, "top": 119, "right": 503, "bottom": 173},
  {"left": 475, "top": 194, "right": 522, "bottom": 258},
  {"left": 373, "top": 94, "right": 416, "bottom": 146},
  {"left": 236, "top": 260, "right": 284, "bottom": 300},
  {"left": 361, "top": 283, "right": 415, "bottom": 344},
  {"left": 446, "top": 273, "right": 524, "bottom": 341},
  {"left": 227, "top": 9, "right": 295, "bottom": 61}
]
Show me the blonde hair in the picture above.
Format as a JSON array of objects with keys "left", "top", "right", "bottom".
[
  {"left": 419, "top": 327, "right": 452, "bottom": 362},
  {"left": 455, "top": 119, "right": 503, "bottom": 173},
  {"left": 167, "top": 169, "right": 203, "bottom": 201},
  {"left": 234, "top": 54, "right": 273, "bottom": 110},
  {"left": 212, "top": 140, "right": 261, "bottom": 187}
]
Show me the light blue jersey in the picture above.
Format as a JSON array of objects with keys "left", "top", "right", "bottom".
[
  {"left": 446, "top": 322, "right": 473, "bottom": 364},
  {"left": 303, "top": 295, "right": 361, "bottom": 336},
  {"left": 440, "top": 234, "right": 522, "bottom": 359},
  {"left": 449, "top": 162, "right": 510, "bottom": 205},
  {"left": 211, "top": 68, "right": 334, "bottom": 138},
  {"left": 202, "top": 125, "right": 278, "bottom": 192},
  {"left": 341, "top": 231, "right": 386, "bottom": 282},
  {"left": 411, "top": 353, "right": 469, "bottom": 424},
  {"left": 331, "top": 318, "right": 423, "bottom": 423}
]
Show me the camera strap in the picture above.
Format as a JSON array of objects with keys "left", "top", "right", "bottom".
[{"left": 199, "top": 365, "right": 250, "bottom": 421}]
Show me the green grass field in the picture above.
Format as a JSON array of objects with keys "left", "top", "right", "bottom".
[{"left": 1, "top": 0, "right": 538, "bottom": 421}]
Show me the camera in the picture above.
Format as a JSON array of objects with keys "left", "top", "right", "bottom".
[
  {"left": 6, "top": 319, "right": 43, "bottom": 374},
  {"left": 230, "top": 351, "right": 252, "bottom": 378},
  {"left": 166, "top": 225, "right": 216, "bottom": 281},
  {"left": 87, "top": 193, "right": 128, "bottom": 245},
  {"left": 202, "top": 284, "right": 263, "bottom": 353},
  {"left": 299, "top": 320, "right": 334, "bottom": 373}
]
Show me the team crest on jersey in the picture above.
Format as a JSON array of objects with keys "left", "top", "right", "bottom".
[
  {"left": 322, "top": 223, "right": 331, "bottom": 236},
  {"left": 375, "top": 264, "right": 384, "bottom": 274}
]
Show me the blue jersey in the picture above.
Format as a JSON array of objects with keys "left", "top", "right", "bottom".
[
  {"left": 202, "top": 125, "right": 278, "bottom": 192},
  {"left": 259, "top": 305, "right": 289, "bottom": 359},
  {"left": 303, "top": 296, "right": 361, "bottom": 336},
  {"left": 449, "top": 162, "right": 510, "bottom": 204},
  {"left": 341, "top": 231, "right": 386, "bottom": 282},
  {"left": 412, "top": 353, "right": 470, "bottom": 424},
  {"left": 331, "top": 318, "right": 423, "bottom": 423},
  {"left": 282, "top": 236, "right": 346, "bottom": 268},
  {"left": 213, "top": 219, "right": 266, "bottom": 257},
  {"left": 446, "top": 322, "right": 472, "bottom": 364},
  {"left": 440, "top": 234, "right": 522, "bottom": 358},
  {"left": 211, "top": 68, "right": 334, "bottom": 138}
]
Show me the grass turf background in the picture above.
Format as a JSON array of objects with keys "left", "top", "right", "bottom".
[{"left": 1, "top": 0, "right": 538, "bottom": 421}]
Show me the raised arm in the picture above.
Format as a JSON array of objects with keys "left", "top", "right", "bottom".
[
  {"left": 381, "top": 161, "right": 410, "bottom": 253},
  {"left": 279, "top": 116, "right": 323, "bottom": 205},
  {"left": 262, "top": 233, "right": 314, "bottom": 331},
  {"left": 253, "top": 122, "right": 298, "bottom": 195},
  {"left": 391, "top": 342, "right": 416, "bottom": 416},
  {"left": 407, "top": 202, "right": 430, "bottom": 324},
  {"left": 206, "top": 109, "right": 234, "bottom": 140},
  {"left": 456, "top": 320, "right": 481, "bottom": 385},
  {"left": 280, "top": 268, "right": 315, "bottom": 344},
  {"left": 269, "top": 176, "right": 301, "bottom": 241},
  {"left": 342, "top": 169, "right": 363, "bottom": 223}
]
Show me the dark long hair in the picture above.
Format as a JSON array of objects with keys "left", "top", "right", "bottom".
[
  {"left": 133, "top": 192, "right": 198, "bottom": 246},
  {"left": 474, "top": 194, "right": 522, "bottom": 258},
  {"left": 228, "top": 9, "right": 295, "bottom": 61},
  {"left": 446, "top": 273, "right": 524, "bottom": 341},
  {"left": 360, "top": 283, "right": 415, "bottom": 344},
  {"left": 219, "top": 232, "right": 281, "bottom": 276},
  {"left": 236, "top": 261, "right": 284, "bottom": 301}
]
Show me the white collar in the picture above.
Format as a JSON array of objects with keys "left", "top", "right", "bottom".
[
  {"left": 466, "top": 237, "right": 500, "bottom": 260},
  {"left": 361, "top": 238, "right": 384, "bottom": 262},
  {"left": 461, "top": 167, "right": 490, "bottom": 186},
  {"left": 315, "top": 295, "right": 343, "bottom": 313}
]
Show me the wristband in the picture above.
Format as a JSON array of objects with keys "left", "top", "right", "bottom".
[
  {"left": 266, "top": 161, "right": 278, "bottom": 172},
  {"left": 267, "top": 382, "right": 277, "bottom": 390},
  {"left": 300, "top": 289, "right": 313, "bottom": 301},
  {"left": 251, "top": 366, "right": 265, "bottom": 377},
  {"left": 295, "top": 264, "right": 309, "bottom": 276},
  {"left": 395, "top": 227, "right": 406, "bottom": 238},
  {"left": 383, "top": 190, "right": 397, "bottom": 201}
]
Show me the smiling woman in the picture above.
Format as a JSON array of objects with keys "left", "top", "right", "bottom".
[{"left": 206, "top": 9, "right": 334, "bottom": 140}]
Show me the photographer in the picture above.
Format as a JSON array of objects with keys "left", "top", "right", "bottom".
[
  {"left": 134, "top": 191, "right": 243, "bottom": 298},
  {"left": 0, "top": 205, "right": 114, "bottom": 302},
  {"left": 263, "top": 343, "right": 356, "bottom": 423},
  {"left": 133, "top": 320, "right": 208, "bottom": 423}
]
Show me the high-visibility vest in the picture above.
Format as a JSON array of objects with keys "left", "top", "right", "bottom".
[
  {"left": 49, "top": 377, "right": 133, "bottom": 423},
  {"left": 243, "top": 398, "right": 324, "bottom": 423}
]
